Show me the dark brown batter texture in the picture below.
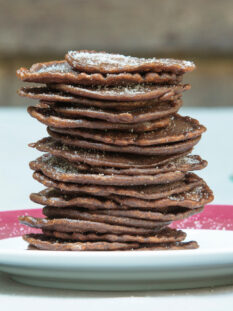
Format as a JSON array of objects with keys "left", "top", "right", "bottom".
[
  {"left": 134, "top": 241, "right": 198, "bottom": 251},
  {"left": 18, "top": 87, "right": 182, "bottom": 110},
  {"left": 60, "top": 156, "right": 206, "bottom": 176},
  {"left": 16, "top": 60, "right": 182, "bottom": 86},
  {"left": 28, "top": 106, "right": 170, "bottom": 132},
  {"left": 32, "top": 171, "right": 205, "bottom": 200},
  {"left": 19, "top": 216, "right": 165, "bottom": 235},
  {"left": 30, "top": 137, "right": 193, "bottom": 168},
  {"left": 40, "top": 100, "right": 182, "bottom": 123},
  {"left": 23, "top": 234, "right": 139, "bottom": 251},
  {"left": 47, "top": 128, "right": 201, "bottom": 155},
  {"left": 29, "top": 154, "right": 185, "bottom": 186},
  {"left": 30, "top": 181, "right": 212, "bottom": 211},
  {"left": 65, "top": 50, "right": 195, "bottom": 74},
  {"left": 49, "top": 83, "right": 190, "bottom": 102},
  {"left": 49, "top": 114, "right": 206, "bottom": 146},
  {"left": 30, "top": 153, "right": 206, "bottom": 178},
  {"left": 111, "top": 183, "right": 214, "bottom": 210},
  {"left": 91, "top": 207, "right": 204, "bottom": 222},
  {"left": 30, "top": 188, "right": 120, "bottom": 209},
  {"left": 42, "top": 206, "right": 202, "bottom": 224},
  {"left": 43, "top": 227, "right": 186, "bottom": 243},
  {"left": 17, "top": 50, "right": 213, "bottom": 251},
  {"left": 23, "top": 233, "right": 198, "bottom": 251},
  {"left": 42, "top": 206, "right": 170, "bottom": 229}
]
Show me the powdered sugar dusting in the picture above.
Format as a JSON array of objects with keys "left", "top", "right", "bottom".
[
  {"left": 68, "top": 83, "right": 170, "bottom": 96},
  {"left": 183, "top": 155, "right": 201, "bottom": 165},
  {"left": 68, "top": 51, "right": 195, "bottom": 71},
  {"left": 35, "top": 61, "right": 72, "bottom": 74},
  {"left": 41, "top": 154, "right": 79, "bottom": 175},
  {"left": 171, "top": 215, "right": 232, "bottom": 231},
  {"left": 168, "top": 185, "right": 205, "bottom": 202}
]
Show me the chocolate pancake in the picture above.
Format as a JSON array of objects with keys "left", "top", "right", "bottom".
[
  {"left": 48, "top": 128, "right": 201, "bottom": 156},
  {"left": 16, "top": 60, "right": 182, "bottom": 86},
  {"left": 65, "top": 50, "right": 195, "bottom": 74},
  {"left": 50, "top": 114, "right": 206, "bottom": 146},
  {"left": 32, "top": 171, "right": 205, "bottom": 200},
  {"left": 23, "top": 234, "right": 139, "bottom": 251},
  {"left": 31, "top": 183, "right": 212, "bottom": 211},
  {"left": 111, "top": 183, "right": 214, "bottom": 210},
  {"left": 19, "top": 216, "right": 163, "bottom": 235},
  {"left": 135, "top": 241, "right": 198, "bottom": 250},
  {"left": 43, "top": 100, "right": 182, "bottom": 123},
  {"left": 42, "top": 206, "right": 170, "bottom": 229},
  {"left": 29, "top": 154, "right": 185, "bottom": 186},
  {"left": 30, "top": 137, "right": 192, "bottom": 168},
  {"left": 49, "top": 83, "right": 190, "bottom": 102},
  {"left": 95, "top": 206, "right": 204, "bottom": 222},
  {"left": 23, "top": 234, "right": 198, "bottom": 251},
  {"left": 42, "top": 205, "right": 202, "bottom": 224},
  {"left": 43, "top": 227, "right": 186, "bottom": 243},
  {"left": 30, "top": 188, "right": 119, "bottom": 209},
  {"left": 18, "top": 87, "right": 182, "bottom": 110},
  {"left": 65, "top": 155, "right": 207, "bottom": 176},
  {"left": 28, "top": 106, "right": 170, "bottom": 132},
  {"left": 30, "top": 143, "right": 206, "bottom": 176}
]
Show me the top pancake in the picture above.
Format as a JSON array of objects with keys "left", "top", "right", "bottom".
[
  {"left": 23, "top": 233, "right": 198, "bottom": 251},
  {"left": 65, "top": 50, "right": 195, "bottom": 74},
  {"left": 16, "top": 60, "right": 182, "bottom": 86},
  {"left": 23, "top": 234, "right": 139, "bottom": 251}
]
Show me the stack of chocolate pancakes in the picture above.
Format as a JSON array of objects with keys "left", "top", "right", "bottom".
[{"left": 17, "top": 51, "right": 214, "bottom": 251}]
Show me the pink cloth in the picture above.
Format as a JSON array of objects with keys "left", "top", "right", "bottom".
[{"left": 0, "top": 205, "right": 232, "bottom": 240}]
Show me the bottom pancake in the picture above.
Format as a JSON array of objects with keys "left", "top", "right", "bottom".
[
  {"left": 23, "top": 234, "right": 138, "bottom": 251},
  {"left": 135, "top": 241, "right": 198, "bottom": 251},
  {"left": 23, "top": 233, "right": 198, "bottom": 251}
]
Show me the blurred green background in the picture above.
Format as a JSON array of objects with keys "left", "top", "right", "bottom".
[{"left": 0, "top": 0, "right": 232, "bottom": 107}]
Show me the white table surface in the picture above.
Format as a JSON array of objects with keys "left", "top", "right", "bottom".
[{"left": 0, "top": 107, "right": 233, "bottom": 310}]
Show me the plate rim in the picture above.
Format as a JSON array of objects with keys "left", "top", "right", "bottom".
[{"left": 0, "top": 230, "right": 233, "bottom": 262}]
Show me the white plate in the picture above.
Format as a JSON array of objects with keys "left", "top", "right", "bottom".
[{"left": 0, "top": 229, "right": 233, "bottom": 291}]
